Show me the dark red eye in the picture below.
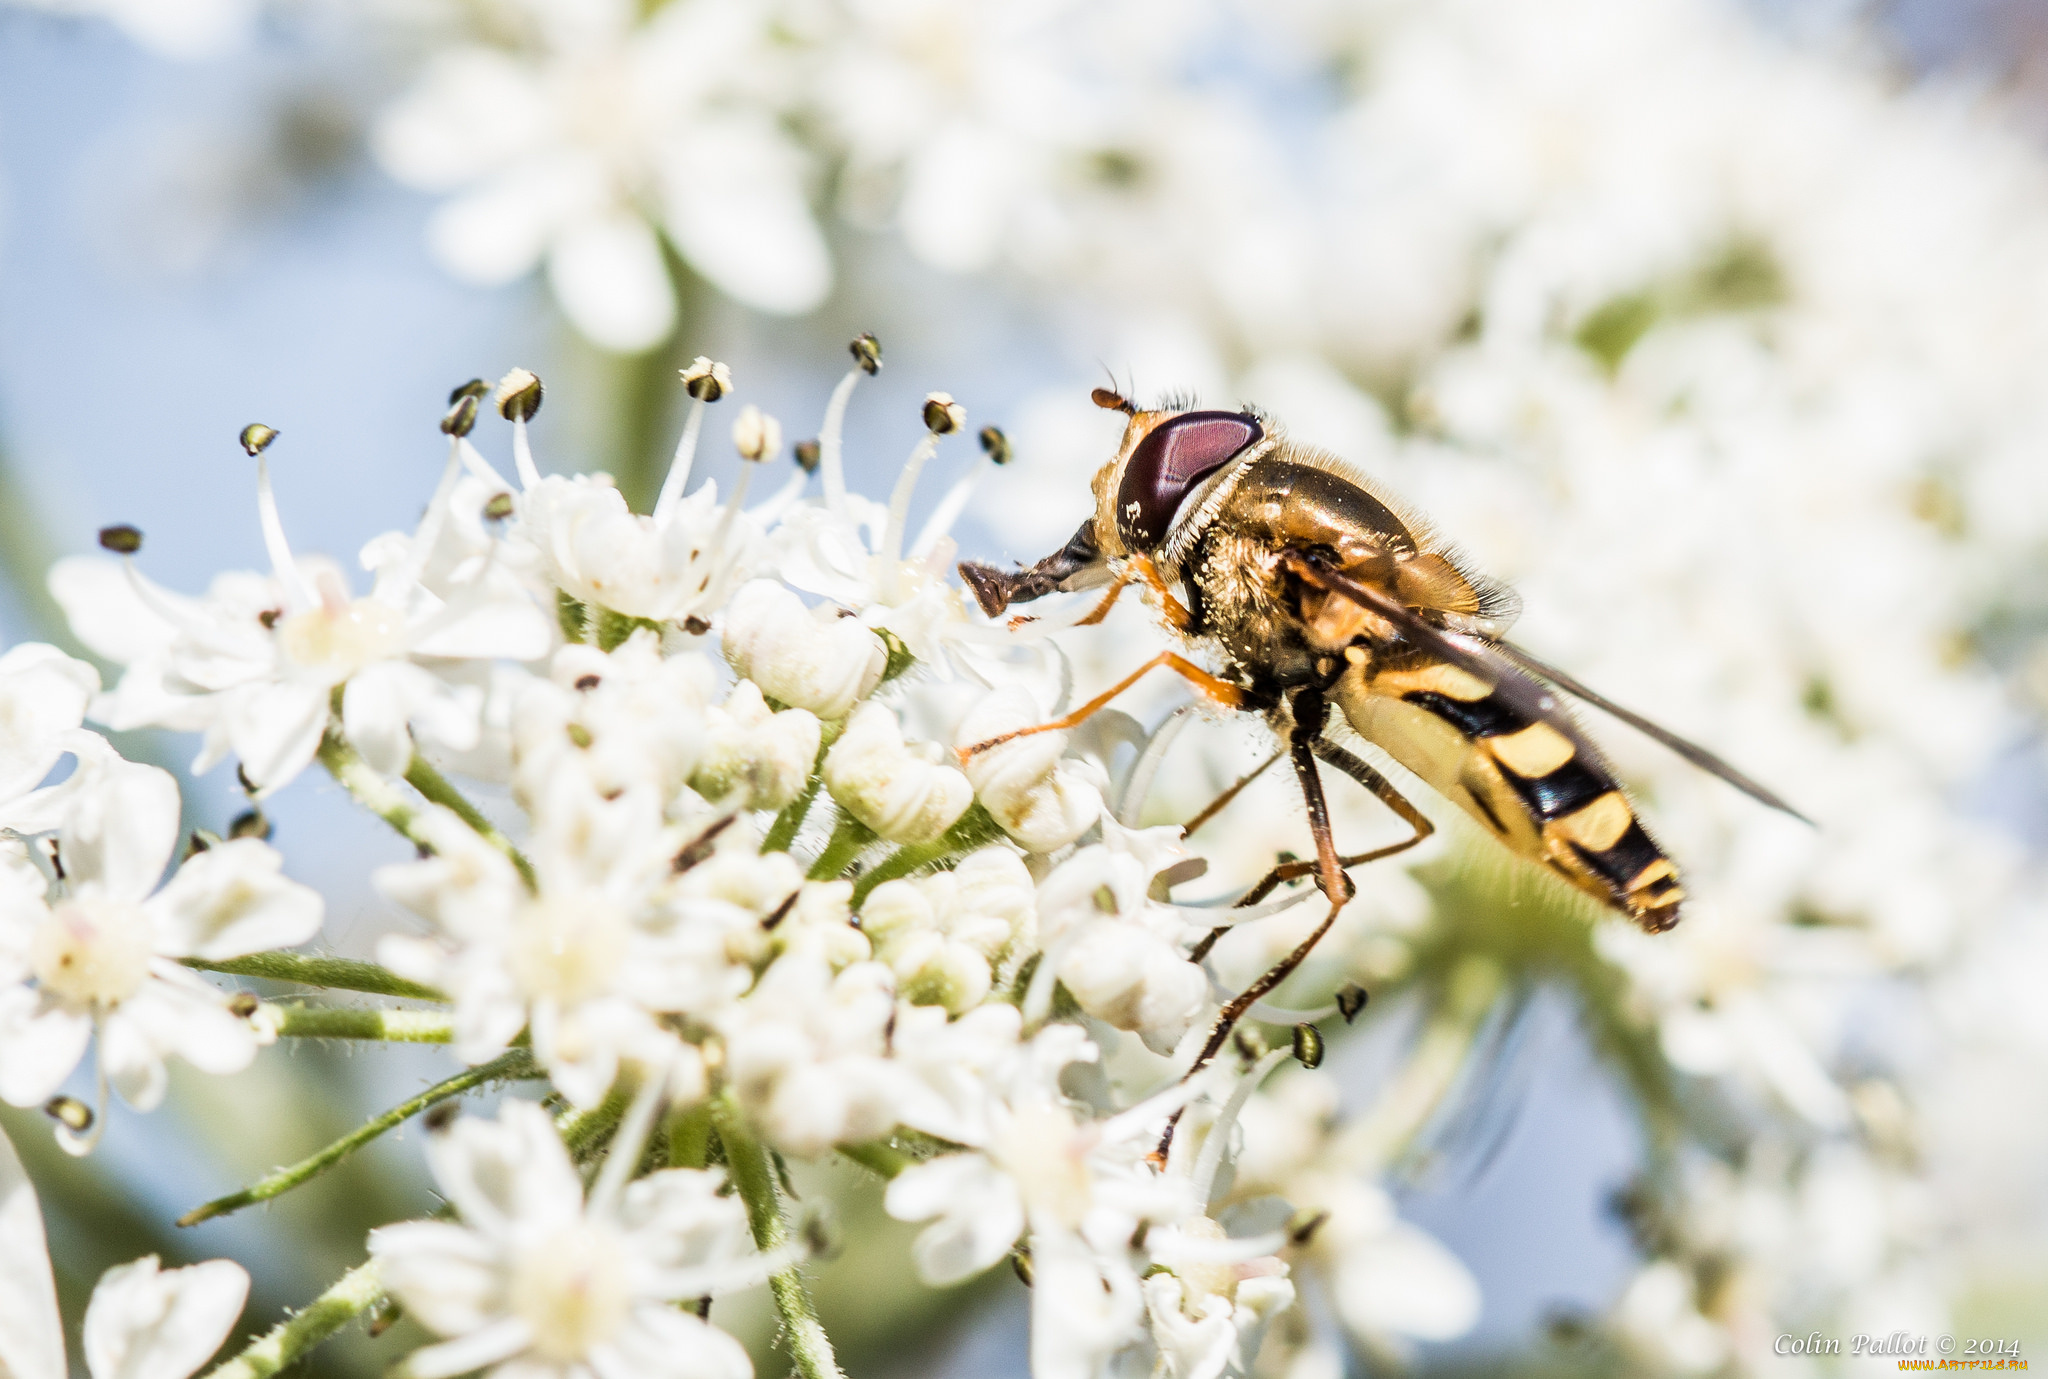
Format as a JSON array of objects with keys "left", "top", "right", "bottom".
[{"left": 1116, "top": 411, "right": 1263, "bottom": 549}]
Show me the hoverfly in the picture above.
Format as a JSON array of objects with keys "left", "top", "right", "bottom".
[{"left": 958, "top": 387, "right": 1806, "bottom": 1093}]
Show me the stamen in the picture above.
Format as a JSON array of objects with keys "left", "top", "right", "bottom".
[
  {"left": 817, "top": 367, "right": 862, "bottom": 519},
  {"left": 652, "top": 398, "right": 707, "bottom": 525},
  {"left": 1117, "top": 704, "right": 1198, "bottom": 826},
  {"left": 1189, "top": 1047, "right": 1289, "bottom": 1205},
  {"left": 744, "top": 465, "right": 809, "bottom": 527},
  {"left": 879, "top": 431, "right": 941, "bottom": 601},
  {"left": 55, "top": 1060, "right": 110, "bottom": 1157},
  {"left": 460, "top": 436, "right": 508, "bottom": 488},
  {"left": 588, "top": 1072, "right": 667, "bottom": 1217},
  {"left": 405, "top": 434, "right": 469, "bottom": 587},
  {"left": 255, "top": 451, "right": 317, "bottom": 614},
  {"left": 512, "top": 415, "right": 541, "bottom": 490}
]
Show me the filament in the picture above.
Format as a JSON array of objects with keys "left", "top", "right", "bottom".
[
  {"left": 255, "top": 452, "right": 316, "bottom": 614},
  {"left": 511, "top": 415, "right": 540, "bottom": 490},
  {"left": 653, "top": 397, "right": 707, "bottom": 524},
  {"left": 405, "top": 434, "right": 468, "bottom": 587},
  {"left": 1189, "top": 1048, "right": 1289, "bottom": 1206},
  {"left": 817, "top": 366, "right": 861, "bottom": 519},
  {"left": 879, "top": 433, "right": 941, "bottom": 601},
  {"left": 911, "top": 458, "right": 987, "bottom": 558}
]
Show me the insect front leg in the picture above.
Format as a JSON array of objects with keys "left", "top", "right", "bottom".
[{"left": 956, "top": 651, "right": 1246, "bottom": 761}]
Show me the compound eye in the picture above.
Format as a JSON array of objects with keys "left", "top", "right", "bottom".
[{"left": 1115, "top": 411, "right": 1263, "bottom": 549}]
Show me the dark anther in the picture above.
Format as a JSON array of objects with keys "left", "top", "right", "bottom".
[
  {"left": 228, "top": 809, "right": 272, "bottom": 842},
  {"left": 184, "top": 829, "right": 218, "bottom": 859},
  {"left": 682, "top": 615, "right": 712, "bottom": 636},
  {"left": 236, "top": 764, "right": 258, "bottom": 795},
  {"left": 44, "top": 840, "right": 62, "bottom": 882},
  {"left": 760, "top": 890, "right": 801, "bottom": 931},
  {"left": 673, "top": 814, "right": 738, "bottom": 873},
  {"left": 978, "top": 426, "right": 1011, "bottom": 464},
  {"left": 1291, "top": 1022, "right": 1325, "bottom": 1069},
  {"left": 565, "top": 722, "right": 593, "bottom": 749},
  {"left": 448, "top": 378, "right": 489, "bottom": 404},
  {"left": 1286, "top": 1207, "right": 1330, "bottom": 1247},
  {"left": 1336, "top": 984, "right": 1369, "bottom": 1023},
  {"left": 423, "top": 1101, "right": 461, "bottom": 1133},
  {"left": 793, "top": 439, "right": 821, "bottom": 473},
  {"left": 1011, "top": 1246, "right": 1034, "bottom": 1287},
  {"left": 441, "top": 394, "right": 480, "bottom": 438},
  {"left": 97, "top": 524, "right": 143, "bottom": 555},
  {"left": 228, "top": 991, "right": 260, "bottom": 1018},
  {"left": 483, "top": 492, "right": 515, "bottom": 521},
  {"left": 574, "top": 674, "right": 601, "bottom": 691},
  {"left": 495, "top": 368, "right": 543, "bottom": 421},
  {"left": 43, "top": 1096, "right": 91, "bottom": 1132},
  {"left": 850, "top": 333, "right": 882, "bottom": 375},
  {"left": 238, "top": 423, "right": 278, "bottom": 456},
  {"left": 258, "top": 608, "right": 281, "bottom": 629},
  {"left": 1232, "top": 1027, "right": 1266, "bottom": 1062},
  {"left": 366, "top": 1297, "right": 405, "bottom": 1340}
]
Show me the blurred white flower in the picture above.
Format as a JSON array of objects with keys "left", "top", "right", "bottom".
[
  {"left": 373, "top": 2, "right": 830, "bottom": 350},
  {"left": 0, "top": 735, "right": 321, "bottom": 1123},
  {"left": 368, "top": 1100, "right": 759, "bottom": 1379},
  {"left": 1, "top": 1125, "right": 249, "bottom": 1379}
]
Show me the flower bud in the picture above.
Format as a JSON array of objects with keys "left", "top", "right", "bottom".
[
  {"left": 793, "top": 438, "right": 821, "bottom": 473},
  {"left": 441, "top": 393, "right": 479, "bottom": 437},
  {"left": 681, "top": 356, "right": 732, "bottom": 401},
  {"left": 978, "top": 425, "right": 1011, "bottom": 464},
  {"left": 239, "top": 423, "right": 278, "bottom": 456},
  {"left": 690, "top": 680, "right": 822, "bottom": 811},
  {"left": 495, "top": 367, "right": 543, "bottom": 421},
  {"left": 824, "top": 702, "right": 973, "bottom": 845},
  {"left": 955, "top": 688, "right": 1102, "bottom": 853},
  {"left": 849, "top": 333, "right": 882, "bottom": 376},
  {"left": 722, "top": 580, "right": 886, "bottom": 720},
  {"left": 98, "top": 524, "right": 143, "bottom": 555},
  {"left": 922, "top": 392, "right": 966, "bottom": 435},
  {"left": 732, "top": 405, "right": 781, "bottom": 462}
]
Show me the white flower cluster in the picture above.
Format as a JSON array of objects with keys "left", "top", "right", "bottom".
[{"left": 13, "top": 350, "right": 1457, "bottom": 1379}]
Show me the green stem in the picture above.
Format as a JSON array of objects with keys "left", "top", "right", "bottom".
[
  {"left": 202, "top": 1259, "right": 383, "bottom": 1379},
  {"left": 180, "top": 1050, "right": 541, "bottom": 1226},
  {"left": 404, "top": 752, "right": 537, "bottom": 892},
  {"left": 268, "top": 1004, "right": 456, "bottom": 1043},
  {"left": 318, "top": 730, "right": 429, "bottom": 851},
  {"left": 806, "top": 811, "right": 876, "bottom": 882},
  {"left": 762, "top": 777, "right": 822, "bottom": 854},
  {"left": 836, "top": 1139, "right": 912, "bottom": 1180},
  {"left": 668, "top": 1101, "right": 714, "bottom": 1169},
  {"left": 851, "top": 803, "right": 1007, "bottom": 904},
  {"left": 711, "top": 1091, "right": 845, "bottom": 1379},
  {"left": 182, "top": 953, "right": 447, "bottom": 1002},
  {"left": 558, "top": 1076, "right": 638, "bottom": 1165}
]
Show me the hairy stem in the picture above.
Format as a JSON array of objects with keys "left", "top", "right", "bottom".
[
  {"left": 318, "top": 729, "right": 428, "bottom": 850},
  {"left": 711, "top": 1091, "right": 845, "bottom": 1379},
  {"left": 182, "top": 953, "right": 446, "bottom": 1002},
  {"left": 404, "top": 751, "right": 537, "bottom": 891},
  {"left": 180, "top": 1050, "right": 541, "bottom": 1225},
  {"left": 203, "top": 1259, "right": 384, "bottom": 1379},
  {"left": 806, "top": 811, "right": 876, "bottom": 882},
  {"left": 267, "top": 1004, "right": 457, "bottom": 1043},
  {"left": 851, "top": 803, "right": 1006, "bottom": 904}
]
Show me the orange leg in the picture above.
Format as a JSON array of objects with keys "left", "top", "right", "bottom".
[
  {"left": 1072, "top": 566, "right": 1134, "bottom": 627},
  {"left": 958, "top": 652, "right": 1245, "bottom": 761},
  {"left": 1129, "top": 554, "right": 1194, "bottom": 632}
]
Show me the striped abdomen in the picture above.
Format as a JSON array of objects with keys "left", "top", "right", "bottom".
[{"left": 1331, "top": 647, "right": 1684, "bottom": 932}]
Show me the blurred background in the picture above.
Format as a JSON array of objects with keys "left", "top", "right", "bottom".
[{"left": 3, "top": 0, "right": 2048, "bottom": 1374}]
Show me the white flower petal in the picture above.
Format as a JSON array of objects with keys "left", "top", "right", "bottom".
[
  {"left": 0, "top": 1124, "right": 65, "bottom": 1379},
  {"left": 146, "top": 839, "right": 322, "bottom": 959},
  {"left": 547, "top": 214, "right": 678, "bottom": 354},
  {"left": 82, "top": 1256, "right": 248, "bottom": 1379},
  {"left": 0, "top": 988, "right": 93, "bottom": 1109}
]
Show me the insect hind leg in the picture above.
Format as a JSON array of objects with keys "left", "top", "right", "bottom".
[{"left": 957, "top": 651, "right": 1245, "bottom": 762}]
